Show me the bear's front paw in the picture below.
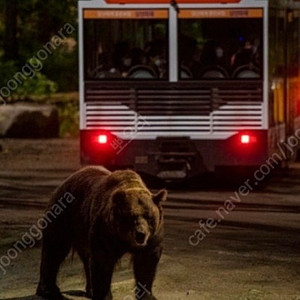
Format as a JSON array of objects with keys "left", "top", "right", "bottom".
[
  {"left": 85, "top": 288, "right": 92, "bottom": 298},
  {"left": 91, "top": 291, "right": 113, "bottom": 300},
  {"left": 36, "top": 283, "right": 64, "bottom": 299}
]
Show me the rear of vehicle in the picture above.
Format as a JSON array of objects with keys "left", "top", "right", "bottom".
[{"left": 78, "top": 0, "right": 269, "bottom": 181}]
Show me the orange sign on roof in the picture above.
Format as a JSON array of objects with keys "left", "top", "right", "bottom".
[
  {"left": 84, "top": 9, "right": 168, "bottom": 19},
  {"left": 179, "top": 8, "right": 263, "bottom": 18},
  {"left": 106, "top": 0, "right": 241, "bottom": 3}
]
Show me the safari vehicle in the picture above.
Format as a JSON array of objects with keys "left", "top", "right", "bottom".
[{"left": 78, "top": 0, "right": 300, "bottom": 181}]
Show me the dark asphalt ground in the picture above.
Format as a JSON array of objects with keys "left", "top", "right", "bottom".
[{"left": 0, "top": 138, "right": 300, "bottom": 300}]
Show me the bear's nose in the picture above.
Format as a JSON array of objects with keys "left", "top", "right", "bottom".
[{"left": 135, "top": 231, "right": 146, "bottom": 245}]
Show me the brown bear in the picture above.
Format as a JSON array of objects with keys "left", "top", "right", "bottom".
[{"left": 36, "top": 166, "right": 167, "bottom": 300}]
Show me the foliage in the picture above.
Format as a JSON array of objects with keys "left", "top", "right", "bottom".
[
  {"left": 17, "top": 0, "right": 77, "bottom": 58},
  {"left": 43, "top": 44, "right": 78, "bottom": 92},
  {"left": 0, "top": 59, "right": 58, "bottom": 100},
  {"left": 14, "top": 72, "right": 58, "bottom": 100},
  {"left": 0, "top": 0, "right": 78, "bottom": 97},
  {"left": 0, "top": 1, "right": 79, "bottom": 135},
  {"left": 0, "top": 60, "right": 18, "bottom": 86},
  {"left": 57, "top": 100, "right": 79, "bottom": 137}
]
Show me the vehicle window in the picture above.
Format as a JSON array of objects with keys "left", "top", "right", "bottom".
[
  {"left": 84, "top": 9, "right": 168, "bottom": 80},
  {"left": 178, "top": 9, "right": 263, "bottom": 80},
  {"left": 287, "top": 10, "right": 300, "bottom": 77}
]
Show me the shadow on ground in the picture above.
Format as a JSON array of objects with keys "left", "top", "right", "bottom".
[{"left": 1, "top": 290, "right": 87, "bottom": 300}]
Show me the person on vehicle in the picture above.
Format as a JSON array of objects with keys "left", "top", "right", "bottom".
[
  {"left": 200, "top": 40, "right": 225, "bottom": 68},
  {"left": 179, "top": 35, "right": 201, "bottom": 78},
  {"left": 146, "top": 39, "right": 167, "bottom": 78},
  {"left": 231, "top": 39, "right": 254, "bottom": 69},
  {"left": 198, "top": 40, "right": 227, "bottom": 78},
  {"left": 113, "top": 41, "right": 132, "bottom": 76},
  {"left": 130, "top": 48, "right": 147, "bottom": 67}
]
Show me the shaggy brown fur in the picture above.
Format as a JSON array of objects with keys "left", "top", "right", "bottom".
[{"left": 36, "top": 166, "right": 167, "bottom": 300}]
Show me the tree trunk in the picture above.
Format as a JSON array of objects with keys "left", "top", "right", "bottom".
[{"left": 4, "top": 0, "right": 18, "bottom": 60}]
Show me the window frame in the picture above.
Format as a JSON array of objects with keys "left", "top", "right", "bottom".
[
  {"left": 177, "top": 8, "right": 264, "bottom": 81},
  {"left": 83, "top": 8, "right": 170, "bottom": 81}
]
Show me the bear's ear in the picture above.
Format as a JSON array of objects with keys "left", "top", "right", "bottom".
[
  {"left": 112, "top": 190, "right": 127, "bottom": 207},
  {"left": 152, "top": 189, "right": 167, "bottom": 206}
]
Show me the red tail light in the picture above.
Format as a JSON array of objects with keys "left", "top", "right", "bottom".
[
  {"left": 241, "top": 134, "right": 250, "bottom": 144},
  {"left": 240, "top": 134, "right": 257, "bottom": 144},
  {"left": 98, "top": 134, "right": 108, "bottom": 144}
]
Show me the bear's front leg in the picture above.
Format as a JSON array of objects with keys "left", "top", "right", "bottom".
[
  {"left": 90, "top": 247, "right": 117, "bottom": 300},
  {"left": 37, "top": 226, "right": 72, "bottom": 300},
  {"left": 133, "top": 244, "right": 162, "bottom": 300}
]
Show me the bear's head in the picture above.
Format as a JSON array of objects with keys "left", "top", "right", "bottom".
[{"left": 111, "top": 188, "right": 167, "bottom": 248}]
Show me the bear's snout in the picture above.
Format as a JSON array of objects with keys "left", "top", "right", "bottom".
[{"left": 135, "top": 230, "right": 147, "bottom": 245}]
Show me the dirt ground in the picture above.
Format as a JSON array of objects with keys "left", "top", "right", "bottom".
[{"left": 0, "top": 138, "right": 300, "bottom": 300}]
